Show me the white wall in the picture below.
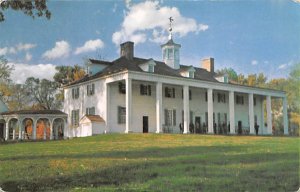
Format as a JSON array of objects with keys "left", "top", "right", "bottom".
[
  {"left": 64, "top": 79, "right": 107, "bottom": 137},
  {"left": 64, "top": 78, "right": 264, "bottom": 136}
]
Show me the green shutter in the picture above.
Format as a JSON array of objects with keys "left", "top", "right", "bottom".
[{"left": 173, "top": 109, "right": 176, "bottom": 126}]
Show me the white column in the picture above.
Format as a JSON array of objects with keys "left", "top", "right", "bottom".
[
  {"left": 18, "top": 121, "right": 22, "bottom": 140},
  {"left": 261, "top": 97, "right": 265, "bottom": 135},
  {"left": 229, "top": 91, "right": 235, "bottom": 134},
  {"left": 266, "top": 95, "right": 272, "bottom": 135},
  {"left": 283, "top": 97, "right": 288, "bottom": 135},
  {"left": 183, "top": 85, "right": 189, "bottom": 134},
  {"left": 125, "top": 78, "right": 132, "bottom": 133},
  {"left": 106, "top": 83, "right": 110, "bottom": 133},
  {"left": 5, "top": 121, "right": 9, "bottom": 140},
  {"left": 207, "top": 88, "right": 214, "bottom": 134},
  {"left": 156, "top": 82, "right": 163, "bottom": 133},
  {"left": 248, "top": 93, "right": 255, "bottom": 135},
  {"left": 50, "top": 121, "right": 53, "bottom": 140},
  {"left": 32, "top": 120, "right": 37, "bottom": 140}
]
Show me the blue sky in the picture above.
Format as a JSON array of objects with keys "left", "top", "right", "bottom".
[{"left": 0, "top": 0, "right": 299, "bottom": 83}]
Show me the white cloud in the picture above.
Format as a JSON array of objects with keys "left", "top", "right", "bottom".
[
  {"left": 124, "top": 0, "right": 132, "bottom": 8},
  {"left": 278, "top": 64, "right": 287, "bottom": 69},
  {"left": 0, "top": 47, "right": 8, "bottom": 55},
  {"left": 74, "top": 39, "right": 104, "bottom": 55},
  {"left": 112, "top": 1, "right": 209, "bottom": 45},
  {"left": 16, "top": 43, "right": 36, "bottom": 51},
  {"left": 9, "top": 62, "right": 57, "bottom": 84},
  {"left": 42, "top": 41, "right": 70, "bottom": 60},
  {"left": 0, "top": 43, "right": 36, "bottom": 56},
  {"left": 25, "top": 52, "right": 32, "bottom": 62},
  {"left": 251, "top": 60, "right": 258, "bottom": 65}
]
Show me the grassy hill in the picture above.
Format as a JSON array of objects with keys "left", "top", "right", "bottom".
[{"left": 0, "top": 134, "right": 299, "bottom": 192}]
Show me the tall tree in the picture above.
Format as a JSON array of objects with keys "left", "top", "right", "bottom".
[
  {"left": 24, "top": 77, "right": 61, "bottom": 110},
  {"left": 0, "top": 56, "right": 13, "bottom": 82},
  {"left": 0, "top": 0, "right": 51, "bottom": 22}
]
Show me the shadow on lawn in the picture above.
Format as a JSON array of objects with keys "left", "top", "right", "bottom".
[{"left": 1, "top": 145, "right": 299, "bottom": 192}]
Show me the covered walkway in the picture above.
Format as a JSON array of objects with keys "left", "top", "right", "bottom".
[{"left": 0, "top": 110, "right": 67, "bottom": 141}]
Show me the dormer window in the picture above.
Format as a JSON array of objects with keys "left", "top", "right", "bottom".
[
  {"left": 148, "top": 65, "right": 154, "bottom": 73},
  {"left": 189, "top": 71, "right": 194, "bottom": 78},
  {"left": 139, "top": 59, "right": 156, "bottom": 73}
]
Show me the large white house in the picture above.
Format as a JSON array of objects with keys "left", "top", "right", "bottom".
[{"left": 63, "top": 36, "right": 288, "bottom": 137}]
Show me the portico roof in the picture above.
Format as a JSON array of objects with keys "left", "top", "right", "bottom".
[{"left": 1, "top": 110, "right": 67, "bottom": 116}]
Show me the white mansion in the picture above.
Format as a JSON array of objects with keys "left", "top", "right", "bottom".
[{"left": 63, "top": 37, "right": 288, "bottom": 137}]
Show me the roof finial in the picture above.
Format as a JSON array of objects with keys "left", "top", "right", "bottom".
[{"left": 168, "top": 17, "right": 174, "bottom": 40}]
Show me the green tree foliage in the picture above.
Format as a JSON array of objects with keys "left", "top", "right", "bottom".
[
  {"left": 0, "top": 56, "right": 13, "bottom": 82},
  {"left": 54, "top": 65, "right": 86, "bottom": 85},
  {"left": 24, "top": 77, "right": 61, "bottom": 110},
  {"left": 0, "top": 0, "right": 51, "bottom": 22},
  {"left": 216, "top": 67, "right": 238, "bottom": 82}
]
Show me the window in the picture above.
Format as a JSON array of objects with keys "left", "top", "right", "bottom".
[
  {"left": 236, "top": 95, "right": 244, "bottom": 105},
  {"left": 188, "top": 71, "right": 194, "bottom": 78},
  {"left": 148, "top": 65, "right": 154, "bottom": 73},
  {"left": 118, "top": 106, "right": 126, "bottom": 124},
  {"left": 87, "top": 84, "right": 95, "bottom": 96},
  {"left": 119, "top": 82, "right": 126, "bottom": 94},
  {"left": 164, "top": 109, "right": 176, "bottom": 126},
  {"left": 174, "top": 49, "right": 179, "bottom": 60},
  {"left": 167, "top": 48, "right": 173, "bottom": 59},
  {"left": 72, "top": 87, "right": 79, "bottom": 99},
  {"left": 217, "top": 93, "right": 226, "bottom": 103},
  {"left": 71, "top": 109, "right": 79, "bottom": 126},
  {"left": 86, "top": 107, "right": 95, "bottom": 115},
  {"left": 165, "top": 87, "right": 175, "bottom": 98},
  {"left": 140, "top": 84, "right": 151, "bottom": 96}
]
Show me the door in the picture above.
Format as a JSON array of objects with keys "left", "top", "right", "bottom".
[
  {"left": 238, "top": 121, "right": 242, "bottom": 134},
  {"left": 195, "top": 117, "right": 201, "bottom": 133},
  {"left": 0, "top": 123, "right": 4, "bottom": 139},
  {"left": 143, "top": 116, "right": 149, "bottom": 133}
]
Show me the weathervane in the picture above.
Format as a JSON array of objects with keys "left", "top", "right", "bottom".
[{"left": 168, "top": 17, "right": 174, "bottom": 40}]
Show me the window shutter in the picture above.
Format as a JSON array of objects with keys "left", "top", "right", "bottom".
[
  {"left": 86, "top": 108, "right": 89, "bottom": 115},
  {"left": 118, "top": 106, "right": 121, "bottom": 124},
  {"left": 140, "top": 84, "right": 143, "bottom": 95},
  {"left": 92, "top": 84, "right": 95, "bottom": 95},
  {"left": 189, "top": 90, "right": 192, "bottom": 100},
  {"left": 165, "top": 87, "right": 168, "bottom": 97},
  {"left": 148, "top": 85, "right": 151, "bottom": 96},
  {"left": 164, "top": 109, "right": 168, "bottom": 125},
  {"left": 173, "top": 109, "right": 176, "bottom": 126},
  {"left": 218, "top": 93, "right": 220, "bottom": 103},
  {"left": 205, "top": 92, "right": 207, "bottom": 102},
  {"left": 172, "top": 88, "right": 175, "bottom": 98},
  {"left": 87, "top": 85, "right": 90, "bottom": 95}
]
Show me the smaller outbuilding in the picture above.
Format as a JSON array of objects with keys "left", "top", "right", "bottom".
[{"left": 79, "top": 115, "right": 106, "bottom": 137}]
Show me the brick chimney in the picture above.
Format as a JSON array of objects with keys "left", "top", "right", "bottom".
[
  {"left": 201, "top": 58, "right": 214, "bottom": 73},
  {"left": 120, "top": 41, "right": 134, "bottom": 60}
]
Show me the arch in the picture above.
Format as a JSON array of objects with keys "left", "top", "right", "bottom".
[
  {"left": 52, "top": 118, "right": 65, "bottom": 140},
  {"left": 22, "top": 118, "right": 34, "bottom": 140},
  {"left": 8, "top": 118, "right": 18, "bottom": 140},
  {"left": 36, "top": 118, "right": 51, "bottom": 140}
]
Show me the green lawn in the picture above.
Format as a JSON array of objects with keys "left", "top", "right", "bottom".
[{"left": 0, "top": 134, "right": 299, "bottom": 192}]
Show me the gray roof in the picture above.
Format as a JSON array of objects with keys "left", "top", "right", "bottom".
[
  {"left": 1, "top": 110, "right": 67, "bottom": 116},
  {"left": 65, "top": 56, "right": 218, "bottom": 87}
]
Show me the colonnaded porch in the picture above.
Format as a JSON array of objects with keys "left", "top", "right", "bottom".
[
  {"left": 0, "top": 110, "right": 67, "bottom": 141},
  {"left": 105, "top": 71, "right": 288, "bottom": 135}
]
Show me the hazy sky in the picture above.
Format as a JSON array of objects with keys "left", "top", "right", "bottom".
[{"left": 0, "top": 0, "right": 299, "bottom": 83}]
